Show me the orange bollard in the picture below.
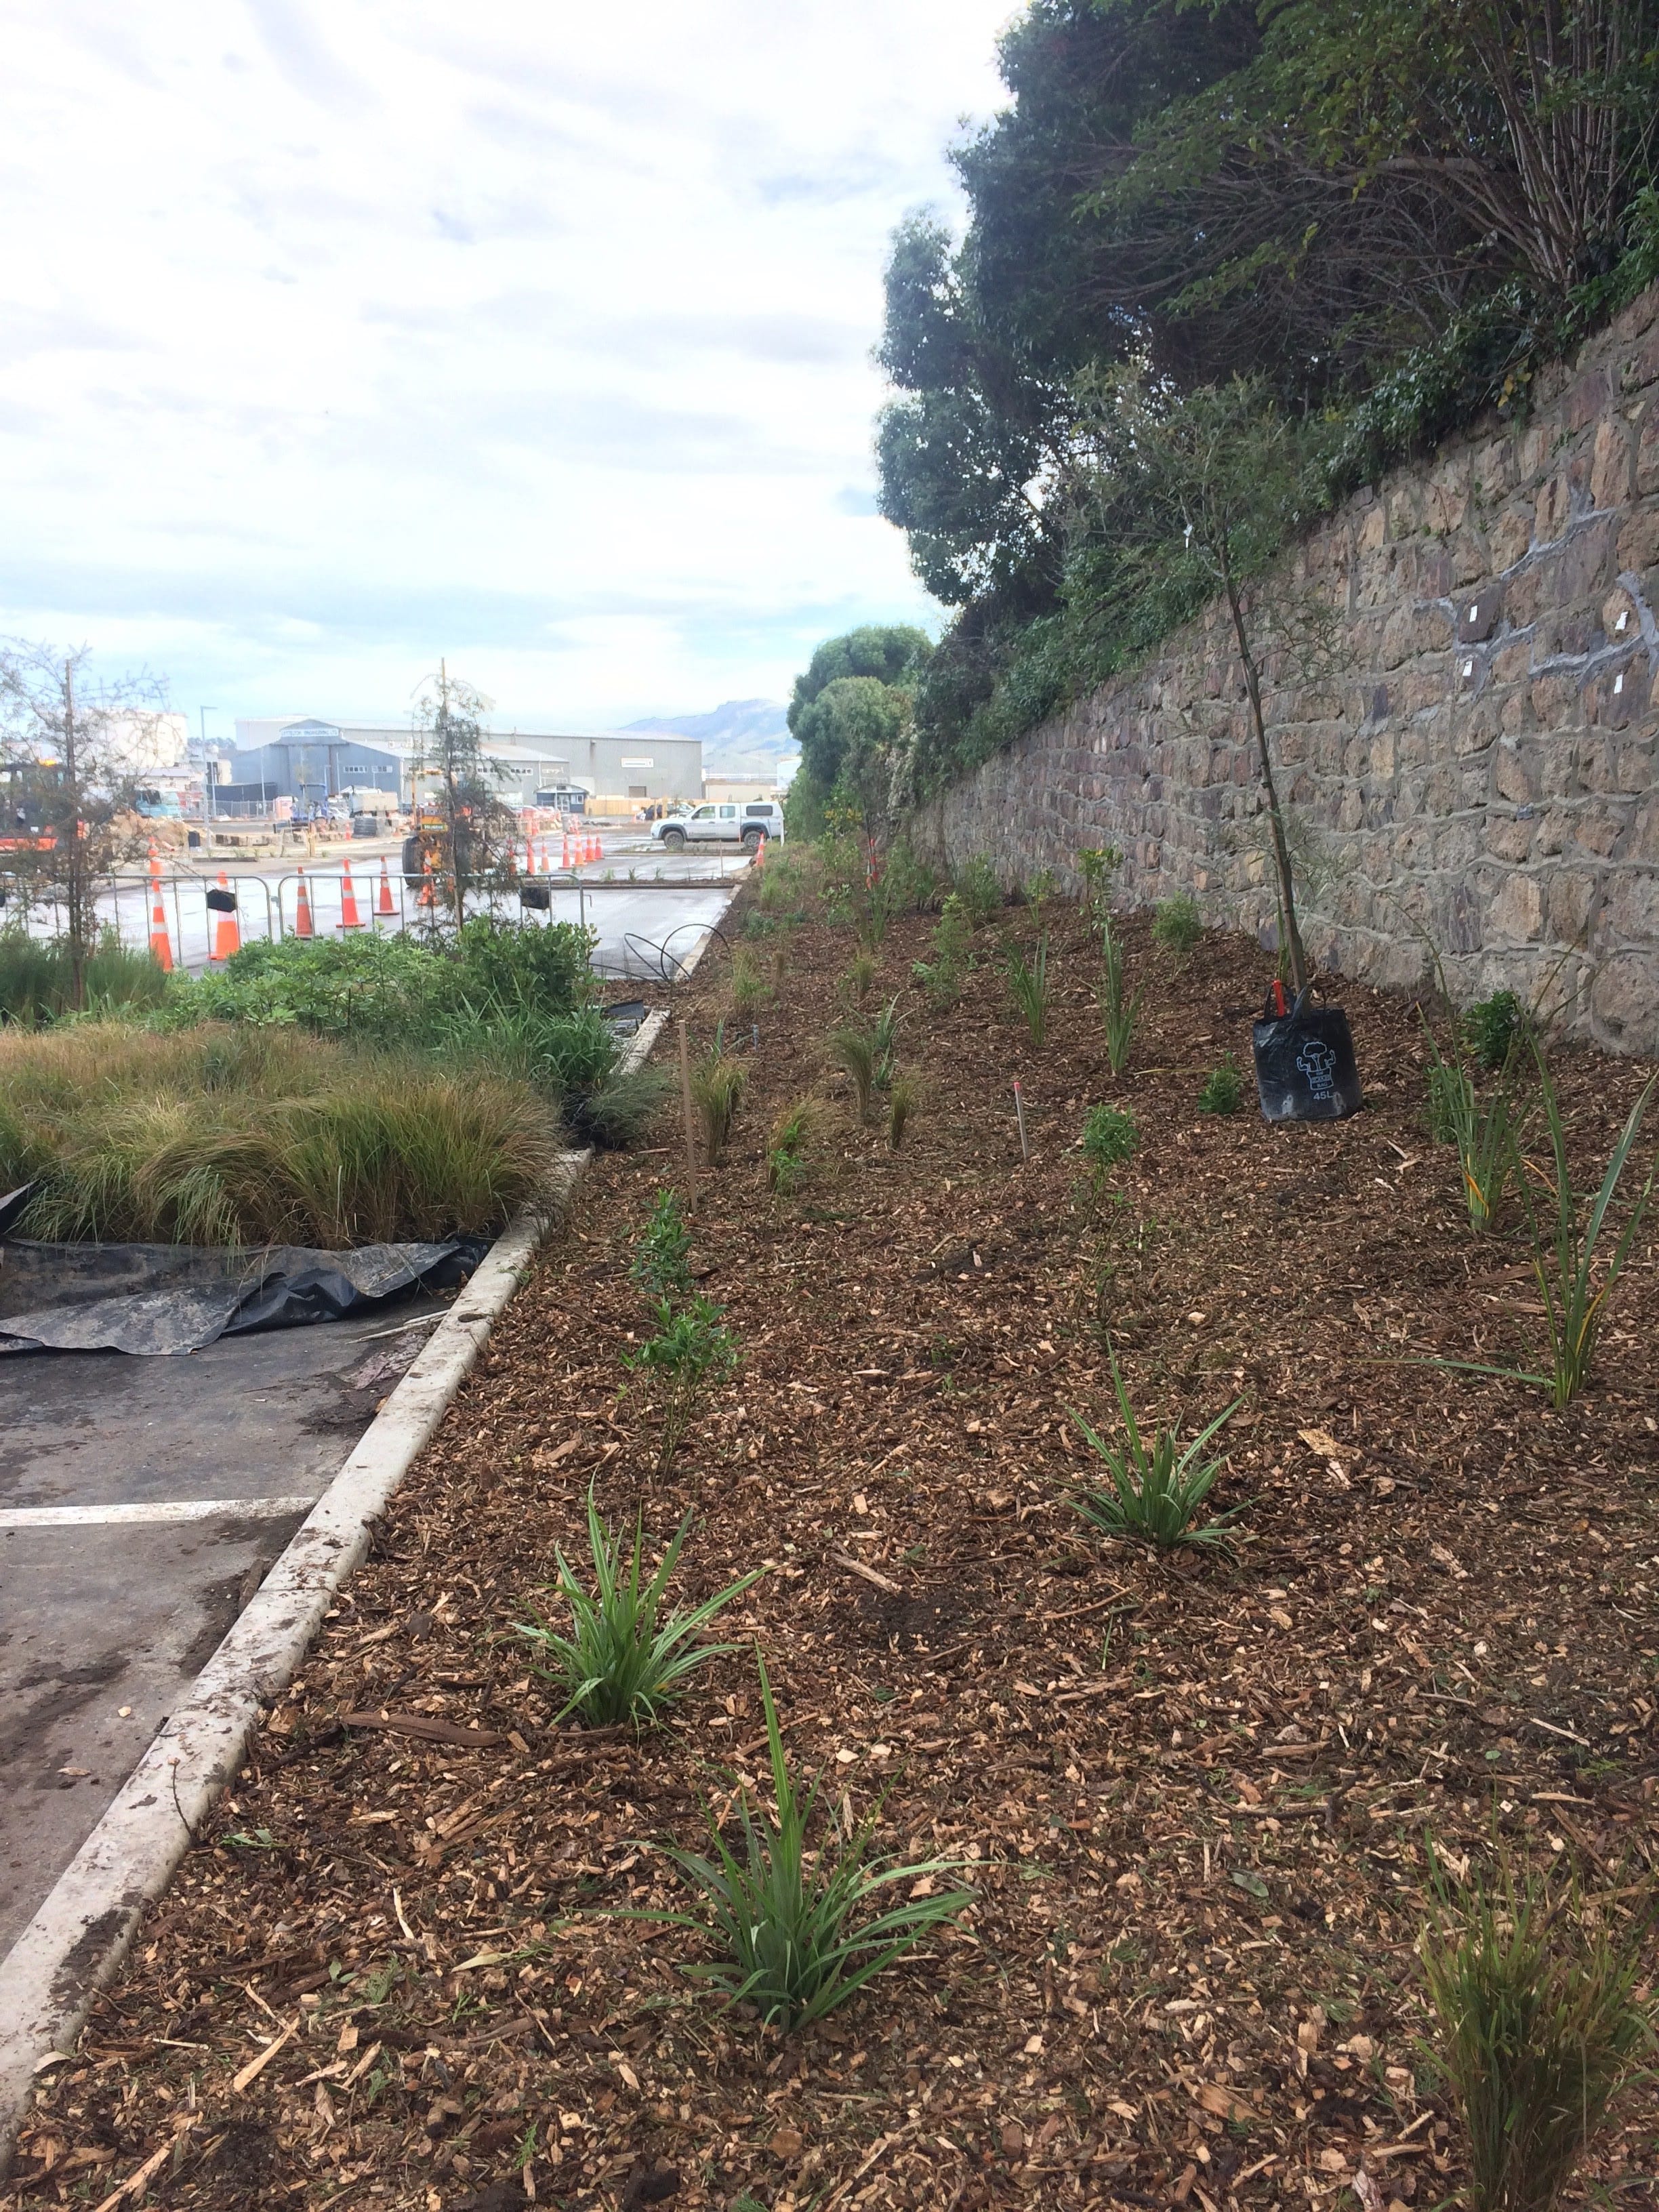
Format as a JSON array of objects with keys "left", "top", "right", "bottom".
[
  {"left": 209, "top": 872, "right": 240, "bottom": 961},
  {"left": 340, "top": 857, "right": 363, "bottom": 929},
  {"left": 295, "top": 864, "right": 314, "bottom": 937},
  {"left": 148, "top": 854, "right": 173, "bottom": 972},
  {"left": 377, "top": 857, "right": 395, "bottom": 916},
  {"left": 418, "top": 851, "right": 436, "bottom": 909}
]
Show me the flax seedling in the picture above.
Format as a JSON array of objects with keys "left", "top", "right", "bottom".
[
  {"left": 1420, "top": 1848, "right": 1649, "bottom": 2212},
  {"left": 1422, "top": 1057, "right": 1653, "bottom": 1405},
  {"left": 644, "top": 1652, "right": 973, "bottom": 2029},
  {"left": 516, "top": 1490, "right": 760, "bottom": 1727},
  {"left": 1004, "top": 933, "right": 1050, "bottom": 1048},
  {"left": 1097, "top": 916, "right": 1143, "bottom": 1076},
  {"left": 1421, "top": 1015, "right": 1526, "bottom": 1233}
]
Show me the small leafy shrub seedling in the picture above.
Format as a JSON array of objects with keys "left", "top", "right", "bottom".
[
  {"left": 954, "top": 854, "right": 1002, "bottom": 928},
  {"left": 630, "top": 1187, "right": 693, "bottom": 1300},
  {"left": 912, "top": 894, "right": 972, "bottom": 1007},
  {"left": 1068, "top": 1351, "right": 1245, "bottom": 1552},
  {"left": 1198, "top": 1054, "right": 1244, "bottom": 1115},
  {"left": 516, "top": 1489, "right": 760, "bottom": 1727},
  {"left": 1076, "top": 844, "right": 1122, "bottom": 928},
  {"left": 1151, "top": 892, "right": 1202, "bottom": 958},
  {"left": 1082, "top": 1102, "right": 1139, "bottom": 1187},
  {"left": 1004, "top": 933, "right": 1050, "bottom": 1048},
  {"left": 1420, "top": 1849, "right": 1650, "bottom": 2212},
  {"left": 1465, "top": 987, "right": 1528, "bottom": 1072},
  {"left": 624, "top": 1293, "right": 740, "bottom": 1473},
  {"left": 645, "top": 1652, "right": 973, "bottom": 2029},
  {"left": 1097, "top": 916, "right": 1143, "bottom": 1076}
]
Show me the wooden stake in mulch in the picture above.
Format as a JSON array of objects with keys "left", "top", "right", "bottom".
[
  {"left": 678, "top": 1017, "right": 699, "bottom": 1202},
  {"left": 1013, "top": 1079, "right": 1029, "bottom": 1162}
]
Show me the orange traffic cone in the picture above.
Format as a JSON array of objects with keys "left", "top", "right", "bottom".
[
  {"left": 148, "top": 848, "right": 173, "bottom": 972},
  {"left": 754, "top": 832, "right": 766, "bottom": 869},
  {"left": 561, "top": 828, "right": 570, "bottom": 868},
  {"left": 377, "top": 857, "right": 395, "bottom": 916},
  {"left": 209, "top": 872, "right": 240, "bottom": 961},
  {"left": 340, "top": 858, "right": 363, "bottom": 929},
  {"left": 295, "top": 865, "right": 314, "bottom": 937}
]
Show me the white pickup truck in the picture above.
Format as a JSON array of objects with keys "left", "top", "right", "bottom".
[{"left": 651, "top": 800, "right": 783, "bottom": 852}]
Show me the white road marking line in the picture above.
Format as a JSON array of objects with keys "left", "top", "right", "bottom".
[{"left": 0, "top": 1495, "right": 320, "bottom": 1530}]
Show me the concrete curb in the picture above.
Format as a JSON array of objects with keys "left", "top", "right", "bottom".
[{"left": 0, "top": 1005, "right": 672, "bottom": 2171}]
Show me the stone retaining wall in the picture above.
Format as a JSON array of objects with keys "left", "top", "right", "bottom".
[{"left": 912, "top": 287, "right": 1659, "bottom": 1056}]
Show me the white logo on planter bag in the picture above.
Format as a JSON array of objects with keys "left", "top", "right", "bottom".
[{"left": 1296, "top": 1038, "right": 1338, "bottom": 1099}]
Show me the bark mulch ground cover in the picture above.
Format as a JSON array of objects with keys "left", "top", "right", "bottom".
[{"left": 9, "top": 863, "right": 1658, "bottom": 2212}]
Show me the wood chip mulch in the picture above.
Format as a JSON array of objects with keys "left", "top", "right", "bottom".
[{"left": 9, "top": 880, "right": 1658, "bottom": 2212}]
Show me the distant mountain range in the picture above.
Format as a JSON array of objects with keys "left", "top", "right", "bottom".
[{"left": 622, "top": 698, "right": 795, "bottom": 767}]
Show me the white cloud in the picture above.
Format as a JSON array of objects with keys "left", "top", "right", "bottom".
[{"left": 0, "top": 0, "right": 1012, "bottom": 743}]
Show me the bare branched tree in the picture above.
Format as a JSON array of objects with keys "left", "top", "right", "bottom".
[{"left": 0, "top": 641, "right": 173, "bottom": 1008}]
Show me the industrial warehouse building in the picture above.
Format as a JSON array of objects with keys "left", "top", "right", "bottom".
[{"left": 222, "top": 719, "right": 703, "bottom": 813}]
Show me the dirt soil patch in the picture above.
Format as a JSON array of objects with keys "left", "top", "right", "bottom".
[{"left": 10, "top": 881, "right": 1658, "bottom": 2212}]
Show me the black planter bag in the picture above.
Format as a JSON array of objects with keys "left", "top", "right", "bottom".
[{"left": 1252, "top": 987, "right": 1362, "bottom": 1122}]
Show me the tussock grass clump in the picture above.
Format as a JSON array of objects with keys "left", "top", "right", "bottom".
[
  {"left": 730, "top": 947, "right": 771, "bottom": 1018},
  {"left": 646, "top": 1653, "right": 973, "bottom": 2030},
  {"left": 1421, "top": 1850, "right": 1650, "bottom": 2212},
  {"left": 691, "top": 1032, "right": 747, "bottom": 1164},
  {"left": 768, "top": 1095, "right": 836, "bottom": 1195},
  {"left": 887, "top": 1074, "right": 919, "bottom": 1149},
  {"left": 0, "top": 1024, "right": 560, "bottom": 1246},
  {"left": 843, "top": 949, "right": 878, "bottom": 1006},
  {"left": 827, "top": 1023, "right": 878, "bottom": 1122},
  {"left": 516, "top": 1490, "right": 760, "bottom": 1729}
]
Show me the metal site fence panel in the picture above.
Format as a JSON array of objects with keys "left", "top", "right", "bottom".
[{"left": 6, "top": 845, "right": 751, "bottom": 978}]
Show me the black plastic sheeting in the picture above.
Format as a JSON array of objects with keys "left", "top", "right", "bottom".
[{"left": 0, "top": 1234, "right": 489, "bottom": 1356}]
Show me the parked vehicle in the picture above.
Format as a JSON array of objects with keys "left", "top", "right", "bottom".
[{"left": 651, "top": 799, "right": 783, "bottom": 852}]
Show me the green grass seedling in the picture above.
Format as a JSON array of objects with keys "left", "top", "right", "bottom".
[
  {"left": 644, "top": 1652, "right": 973, "bottom": 2029},
  {"left": 1068, "top": 1349, "right": 1245, "bottom": 1552},
  {"left": 516, "top": 1489, "right": 760, "bottom": 1727}
]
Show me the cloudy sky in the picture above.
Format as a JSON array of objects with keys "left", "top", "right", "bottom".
[{"left": 1, "top": 1, "right": 1015, "bottom": 745}]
